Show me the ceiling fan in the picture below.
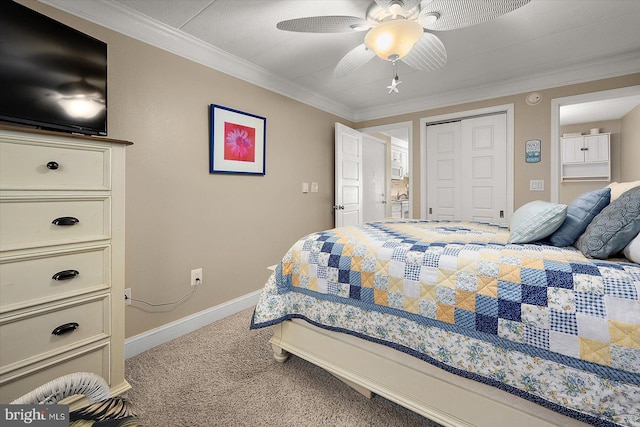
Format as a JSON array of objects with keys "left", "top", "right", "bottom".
[{"left": 277, "top": 0, "right": 531, "bottom": 93}]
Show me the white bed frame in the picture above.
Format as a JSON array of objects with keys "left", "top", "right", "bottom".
[{"left": 270, "top": 319, "right": 589, "bottom": 427}]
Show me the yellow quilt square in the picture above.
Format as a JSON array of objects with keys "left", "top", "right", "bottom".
[
  {"left": 420, "top": 284, "right": 437, "bottom": 301},
  {"left": 389, "top": 276, "right": 403, "bottom": 293},
  {"left": 404, "top": 297, "right": 419, "bottom": 314},
  {"left": 308, "top": 277, "right": 317, "bottom": 291},
  {"left": 477, "top": 275, "right": 498, "bottom": 298},
  {"left": 521, "top": 257, "right": 545, "bottom": 270},
  {"left": 361, "top": 271, "right": 375, "bottom": 288},
  {"left": 437, "top": 270, "right": 457, "bottom": 289},
  {"left": 579, "top": 337, "right": 611, "bottom": 366},
  {"left": 292, "top": 274, "right": 299, "bottom": 287},
  {"left": 609, "top": 320, "right": 640, "bottom": 350},
  {"left": 282, "top": 262, "right": 292, "bottom": 275},
  {"left": 374, "top": 289, "right": 388, "bottom": 306},
  {"left": 437, "top": 303, "right": 455, "bottom": 324},
  {"left": 351, "top": 256, "right": 363, "bottom": 272},
  {"left": 299, "top": 263, "right": 309, "bottom": 276},
  {"left": 499, "top": 264, "right": 521, "bottom": 283},
  {"left": 456, "top": 290, "right": 476, "bottom": 311},
  {"left": 375, "top": 259, "right": 390, "bottom": 275}
]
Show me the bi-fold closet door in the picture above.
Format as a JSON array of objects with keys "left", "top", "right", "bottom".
[{"left": 426, "top": 114, "right": 507, "bottom": 225}]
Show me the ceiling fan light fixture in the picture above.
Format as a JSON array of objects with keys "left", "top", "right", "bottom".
[{"left": 364, "top": 19, "right": 423, "bottom": 61}]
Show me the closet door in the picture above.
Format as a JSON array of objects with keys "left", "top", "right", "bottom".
[
  {"left": 426, "top": 114, "right": 507, "bottom": 224},
  {"left": 426, "top": 122, "right": 461, "bottom": 220},
  {"left": 461, "top": 114, "right": 507, "bottom": 223}
]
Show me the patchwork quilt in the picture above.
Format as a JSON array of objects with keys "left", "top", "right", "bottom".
[{"left": 251, "top": 220, "right": 640, "bottom": 426}]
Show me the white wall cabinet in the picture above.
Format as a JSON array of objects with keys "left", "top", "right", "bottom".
[
  {"left": 561, "top": 133, "right": 610, "bottom": 182},
  {"left": 0, "top": 125, "right": 131, "bottom": 404}
]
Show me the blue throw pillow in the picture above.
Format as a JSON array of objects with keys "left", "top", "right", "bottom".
[
  {"left": 549, "top": 188, "right": 611, "bottom": 247},
  {"left": 509, "top": 201, "right": 567, "bottom": 244},
  {"left": 575, "top": 186, "right": 640, "bottom": 259}
]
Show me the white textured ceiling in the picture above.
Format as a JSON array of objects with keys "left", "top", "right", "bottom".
[{"left": 40, "top": 0, "right": 640, "bottom": 121}]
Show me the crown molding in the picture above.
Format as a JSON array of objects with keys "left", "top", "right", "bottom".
[
  {"left": 39, "top": 0, "right": 357, "bottom": 121},
  {"left": 353, "top": 51, "right": 640, "bottom": 122},
  {"left": 40, "top": 0, "right": 640, "bottom": 124}
]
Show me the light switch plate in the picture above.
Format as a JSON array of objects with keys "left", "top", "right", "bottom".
[
  {"left": 302, "top": 182, "right": 309, "bottom": 193},
  {"left": 311, "top": 182, "right": 319, "bottom": 193},
  {"left": 530, "top": 180, "right": 544, "bottom": 191}
]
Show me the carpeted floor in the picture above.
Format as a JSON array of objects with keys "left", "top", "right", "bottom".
[{"left": 125, "top": 308, "right": 441, "bottom": 426}]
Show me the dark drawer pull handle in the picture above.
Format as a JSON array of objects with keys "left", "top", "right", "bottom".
[
  {"left": 52, "top": 322, "right": 79, "bottom": 336},
  {"left": 46, "top": 161, "right": 59, "bottom": 170},
  {"left": 52, "top": 270, "right": 79, "bottom": 281},
  {"left": 52, "top": 217, "right": 79, "bottom": 226}
]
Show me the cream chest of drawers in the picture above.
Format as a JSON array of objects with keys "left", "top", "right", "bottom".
[{"left": 0, "top": 125, "right": 131, "bottom": 402}]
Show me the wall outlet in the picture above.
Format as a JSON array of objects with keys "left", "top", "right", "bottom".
[
  {"left": 124, "top": 288, "right": 131, "bottom": 306},
  {"left": 191, "top": 268, "right": 203, "bottom": 287}
]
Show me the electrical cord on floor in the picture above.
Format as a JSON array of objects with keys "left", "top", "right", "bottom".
[{"left": 125, "top": 278, "right": 201, "bottom": 307}]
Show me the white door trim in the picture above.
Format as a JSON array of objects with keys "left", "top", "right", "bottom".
[
  {"left": 420, "top": 104, "right": 514, "bottom": 220},
  {"left": 358, "top": 121, "right": 413, "bottom": 218},
  {"left": 550, "top": 85, "right": 640, "bottom": 203}
]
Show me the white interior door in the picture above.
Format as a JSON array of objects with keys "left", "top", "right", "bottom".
[
  {"left": 461, "top": 114, "right": 507, "bottom": 223},
  {"left": 426, "top": 122, "right": 461, "bottom": 220},
  {"left": 335, "top": 122, "right": 363, "bottom": 228},
  {"left": 363, "top": 135, "right": 387, "bottom": 222},
  {"left": 426, "top": 114, "right": 507, "bottom": 224}
]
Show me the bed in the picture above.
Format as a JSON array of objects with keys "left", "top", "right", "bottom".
[{"left": 251, "top": 189, "right": 640, "bottom": 427}]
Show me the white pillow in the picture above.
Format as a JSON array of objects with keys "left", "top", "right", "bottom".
[
  {"left": 623, "top": 233, "right": 640, "bottom": 263},
  {"left": 509, "top": 201, "right": 568, "bottom": 244},
  {"left": 607, "top": 181, "right": 640, "bottom": 201}
]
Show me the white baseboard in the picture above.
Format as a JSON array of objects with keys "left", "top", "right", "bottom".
[{"left": 124, "top": 290, "right": 262, "bottom": 359}]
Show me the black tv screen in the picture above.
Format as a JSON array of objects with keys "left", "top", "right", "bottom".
[{"left": 0, "top": 1, "right": 107, "bottom": 135}]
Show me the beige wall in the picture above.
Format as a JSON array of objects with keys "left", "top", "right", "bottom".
[
  {"left": 356, "top": 74, "right": 640, "bottom": 215},
  {"left": 559, "top": 120, "right": 620, "bottom": 203},
  {"left": 19, "top": 1, "right": 351, "bottom": 337},
  {"left": 621, "top": 105, "right": 640, "bottom": 181},
  {"left": 15, "top": 1, "right": 640, "bottom": 339}
]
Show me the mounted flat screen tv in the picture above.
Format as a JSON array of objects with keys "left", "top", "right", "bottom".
[{"left": 0, "top": 1, "right": 107, "bottom": 136}]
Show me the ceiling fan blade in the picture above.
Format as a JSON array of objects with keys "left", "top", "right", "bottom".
[
  {"left": 420, "top": 0, "right": 531, "bottom": 31},
  {"left": 333, "top": 44, "right": 376, "bottom": 78},
  {"left": 277, "top": 16, "right": 370, "bottom": 33},
  {"left": 400, "top": 32, "right": 447, "bottom": 71}
]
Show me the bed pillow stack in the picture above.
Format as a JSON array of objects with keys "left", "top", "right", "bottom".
[{"left": 575, "top": 185, "right": 640, "bottom": 259}]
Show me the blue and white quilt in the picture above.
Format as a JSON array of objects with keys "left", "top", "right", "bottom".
[{"left": 251, "top": 220, "right": 640, "bottom": 426}]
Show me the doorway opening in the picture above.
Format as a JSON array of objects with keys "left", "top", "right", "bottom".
[{"left": 359, "top": 121, "right": 413, "bottom": 221}]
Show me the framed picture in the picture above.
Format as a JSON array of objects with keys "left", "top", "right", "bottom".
[{"left": 209, "top": 104, "right": 266, "bottom": 175}]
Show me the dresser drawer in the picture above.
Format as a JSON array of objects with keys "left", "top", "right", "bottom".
[
  {"left": 0, "top": 139, "right": 110, "bottom": 191},
  {"left": 0, "top": 295, "right": 110, "bottom": 371},
  {"left": 0, "top": 197, "right": 110, "bottom": 251},
  {"left": 0, "top": 246, "right": 110, "bottom": 313},
  {"left": 0, "top": 342, "right": 110, "bottom": 403}
]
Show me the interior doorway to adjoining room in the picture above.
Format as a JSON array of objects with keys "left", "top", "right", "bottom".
[{"left": 359, "top": 121, "right": 413, "bottom": 221}]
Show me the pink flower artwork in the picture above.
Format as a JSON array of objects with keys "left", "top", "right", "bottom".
[{"left": 224, "top": 122, "right": 255, "bottom": 162}]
